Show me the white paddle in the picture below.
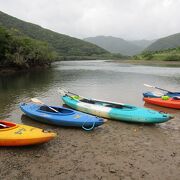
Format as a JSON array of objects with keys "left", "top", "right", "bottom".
[
  {"left": 31, "top": 98, "right": 58, "bottom": 113},
  {"left": 58, "top": 88, "right": 80, "bottom": 96},
  {"left": 144, "top": 84, "right": 173, "bottom": 93}
]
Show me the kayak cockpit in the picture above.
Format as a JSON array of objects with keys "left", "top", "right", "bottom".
[
  {"left": 79, "top": 98, "right": 135, "bottom": 110},
  {"left": 38, "top": 106, "right": 74, "bottom": 115},
  {"left": 0, "top": 120, "right": 17, "bottom": 130}
]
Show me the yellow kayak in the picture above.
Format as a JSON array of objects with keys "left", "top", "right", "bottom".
[{"left": 0, "top": 120, "right": 56, "bottom": 146}]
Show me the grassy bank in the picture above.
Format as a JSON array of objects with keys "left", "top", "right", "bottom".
[{"left": 133, "top": 47, "right": 180, "bottom": 61}]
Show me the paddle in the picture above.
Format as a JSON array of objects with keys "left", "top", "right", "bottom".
[
  {"left": 31, "top": 98, "right": 59, "bottom": 113},
  {"left": 144, "top": 84, "right": 174, "bottom": 93},
  {"left": 58, "top": 88, "right": 80, "bottom": 96}
]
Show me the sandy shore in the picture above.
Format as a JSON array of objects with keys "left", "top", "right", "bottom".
[{"left": 0, "top": 115, "right": 180, "bottom": 180}]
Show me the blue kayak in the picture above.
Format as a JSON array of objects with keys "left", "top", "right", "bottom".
[
  {"left": 60, "top": 93, "right": 174, "bottom": 124},
  {"left": 20, "top": 103, "right": 105, "bottom": 130},
  {"left": 143, "top": 91, "right": 180, "bottom": 98}
]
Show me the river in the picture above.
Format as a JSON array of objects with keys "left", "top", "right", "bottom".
[{"left": 0, "top": 60, "right": 180, "bottom": 129}]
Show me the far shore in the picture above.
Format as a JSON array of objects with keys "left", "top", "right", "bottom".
[
  {"left": 1, "top": 59, "right": 180, "bottom": 75},
  {"left": 0, "top": 64, "right": 51, "bottom": 75},
  {"left": 113, "top": 59, "right": 180, "bottom": 67}
]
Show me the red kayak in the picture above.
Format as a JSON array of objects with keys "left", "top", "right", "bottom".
[{"left": 143, "top": 97, "right": 180, "bottom": 109}]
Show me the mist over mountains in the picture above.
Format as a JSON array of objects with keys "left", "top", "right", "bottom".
[
  {"left": 84, "top": 33, "right": 180, "bottom": 56},
  {"left": 84, "top": 36, "right": 155, "bottom": 56}
]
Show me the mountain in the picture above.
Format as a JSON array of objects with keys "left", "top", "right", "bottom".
[
  {"left": 0, "top": 11, "right": 108, "bottom": 57},
  {"left": 130, "top": 40, "right": 155, "bottom": 49},
  {"left": 83, "top": 36, "right": 153, "bottom": 56},
  {"left": 146, "top": 33, "right": 180, "bottom": 52}
]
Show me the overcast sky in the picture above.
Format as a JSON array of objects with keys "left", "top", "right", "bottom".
[{"left": 0, "top": 0, "right": 180, "bottom": 40}]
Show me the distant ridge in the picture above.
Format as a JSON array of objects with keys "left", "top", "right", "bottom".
[
  {"left": 84, "top": 36, "right": 154, "bottom": 56},
  {"left": 0, "top": 11, "right": 108, "bottom": 57},
  {"left": 146, "top": 33, "right": 180, "bottom": 52}
]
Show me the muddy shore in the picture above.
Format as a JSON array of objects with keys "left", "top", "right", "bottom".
[{"left": 0, "top": 114, "right": 180, "bottom": 180}]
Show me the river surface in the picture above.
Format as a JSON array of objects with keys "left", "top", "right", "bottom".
[{"left": 0, "top": 60, "right": 180, "bottom": 130}]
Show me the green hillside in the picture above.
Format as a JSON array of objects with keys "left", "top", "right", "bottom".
[
  {"left": 0, "top": 26, "right": 57, "bottom": 69},
  {"left": 134, "top": 47, "right": 180, "bottom": 61},
  {"left": 146, "top": 33, "right": 180, "bottom": 52},
  {"left": 0, "top": 11, "right": 108, "bottom": 57},
  {"left": 84, "top": 36, "right": 153, "bottom": 56}
]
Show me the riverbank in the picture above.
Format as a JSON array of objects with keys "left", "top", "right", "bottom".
[
  {"left": 0, "top": 117, "right": 180, "bottom": 180},
  {"left": 0, "top": 64, "right": 51, "bottom": 75},
  {"left": 114, "top": 59, "right": 180, "bottom": 67},
  {"left": 2, "top": 59, "right": 180, "bottom": 76}
]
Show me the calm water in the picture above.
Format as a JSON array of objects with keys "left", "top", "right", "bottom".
[{"left": 0, "top": 60, "right": 180, "bottom": 129}]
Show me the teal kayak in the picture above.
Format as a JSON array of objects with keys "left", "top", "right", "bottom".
[{"left": 60, "top": 91, "right": 173, "bottom": 123}]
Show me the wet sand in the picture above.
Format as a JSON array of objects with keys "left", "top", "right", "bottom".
[{"left": 0, "top": 115, "right": 180, "bottom": 180}]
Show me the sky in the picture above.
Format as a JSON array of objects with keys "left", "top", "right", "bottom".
[{"left": 0, "top": 0, "right": 180, "bottom": 40}]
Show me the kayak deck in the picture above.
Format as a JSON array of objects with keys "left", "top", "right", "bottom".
[
  {"left": 143, "top": 97, "right": 180, "bottom": 109},
  {"left": 0, "top": 120, "right": 56, "bottom": 146}
]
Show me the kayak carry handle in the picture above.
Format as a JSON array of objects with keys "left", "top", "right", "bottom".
[{"left": 82, "top": 121, "right": 95, "bottom": 131}]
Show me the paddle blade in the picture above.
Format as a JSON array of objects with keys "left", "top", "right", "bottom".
[
  {"left": 144, "top": 84, "right": 154, "bottom": 88},
  {"left": 31, "top": 98, "right": 44, "bottom": 104},
  {"left": 58, "top": 88, "right": 67, "bottom": 96}
]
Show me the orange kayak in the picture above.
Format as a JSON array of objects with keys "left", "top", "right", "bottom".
[
  {"left": 143, "top": 97, "right": 180, "bottom": 109},
  {"left": 0, "top": 120, "right": 56, "bottom": 146}
]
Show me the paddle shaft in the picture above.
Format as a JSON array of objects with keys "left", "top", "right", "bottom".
[
  {"left": 154, "top": 87, "right": 173, "bottom": 93},
  {"left": 31, "top": 98, "right": 59, "bottom": 113},
  {"left": 45, "top": 105, "right": 59, "bottom": 113},
  {"left": 144, "top": 84, "right": 173, "bottom": 93}
]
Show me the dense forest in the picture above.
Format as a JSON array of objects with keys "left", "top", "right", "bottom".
[{"left": 0, "top": 26, "right": 57, "bottom": 69}]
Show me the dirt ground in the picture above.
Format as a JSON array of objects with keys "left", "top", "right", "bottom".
[{"left": 0, "top": 114, "right": 180, "bottom": 180}]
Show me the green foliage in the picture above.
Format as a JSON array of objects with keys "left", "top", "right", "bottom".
[
  {"left": 0, "top": 26, "right": 57, "bottom": 68},
  {"left": 133, "top": 47, "right": 180, "bottom": 61},
  {"left": 0, "top": 11, "right": 108, "bottom": 57}
]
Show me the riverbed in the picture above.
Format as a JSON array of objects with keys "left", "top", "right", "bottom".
[{"left": 0, "top": 60, "right": 180, "bottom": 179}]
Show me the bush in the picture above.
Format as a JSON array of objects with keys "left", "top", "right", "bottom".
[{"left": 0, "top": 26, "right": 57, "bottom": 68}]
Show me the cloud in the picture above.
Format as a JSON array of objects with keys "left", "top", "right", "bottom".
[{"left": 0, "top": 0, "right": 180, "bottom": 40}]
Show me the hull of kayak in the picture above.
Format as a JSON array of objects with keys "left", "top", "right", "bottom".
[
  {"left": 0, "top": 120, "right": 56, "bottom": 146},
  {"left": 143, "top": 97, "right": 180, "bottom": 109},
  {"left": 20, "top": 103, "right": 104, "bottom": 130},
  {"left": 143, "top": 91, "right": 180, "bottom": 98},
  {"left": 61, "top": 95, "right": 173, "bottom": 123}
]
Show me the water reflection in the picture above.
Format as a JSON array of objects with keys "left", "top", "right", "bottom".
[{"left": 0, "top": 69, "right": 56, "bottom": 119}]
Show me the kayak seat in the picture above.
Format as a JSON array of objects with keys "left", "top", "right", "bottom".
[
  {"left": 80, "top": 99, "right": 95, "bottom": 104},
  {"left": 39, "top": 106, "right": 73, "bottom": 114},
  {"left": 39, "top": 106, "right": 57, "bottom": 113},
  {"left": 0, "top": 121, "right": 15, "bottom": 129},
  {"left": 105, "top": 104, "right": 124, "bottom": 109}
]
